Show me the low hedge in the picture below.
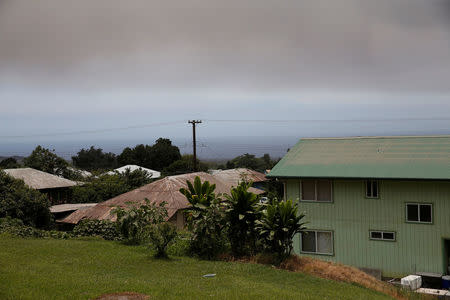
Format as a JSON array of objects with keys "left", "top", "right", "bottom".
[
  {"left": 0, "top": 217, "right": 71, "bottom": 239},
  {"left": 73, "top": 219, "right": 121, "bottom": 241}
]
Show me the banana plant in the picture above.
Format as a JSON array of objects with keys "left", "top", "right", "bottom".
[
  {"left": 256, "top": 198, "right": 307, "bottom": 261},
  {"left": 179, "top": 176, "right": 217, "bottom": 207},
  {"left": 224, "top": 181, "right": 262, "bottom": 257}
]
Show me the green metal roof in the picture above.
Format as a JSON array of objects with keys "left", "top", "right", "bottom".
[{"left": 268, "top": 136, "right": 450, "bottom": 180}]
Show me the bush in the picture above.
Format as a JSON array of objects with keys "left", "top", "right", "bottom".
[
  {"left": 256, "top": 199, "right": 307, "bottom": 261},
  {"left": 73, "top": 219, "right": 120, "bottom": 241},
  {"left": 148, "top": 222, "right": 177, "bottom": 258},
  {"left": 181, "top": 176, "right": 228, "bottom": 259},
  {"left": 71, "top": 174, "right": 130, "bottom": 203},
  {"left": 224, "top": 181, "right": 262, "bottom": 257},
  {"left": 0, "top": 217, "right": 71, "bottom": 239},
  {"left": 0, "top": 170, "right": 53, "bottom": 228},
  {"left": 113, "top": 199, "right": 168, "bottom": 245},
  {"left": 167, "top": 231, "right": 191, "bottom": 257},
  {"left": 187, "top": 198, "right": 228, "bottom": 259},
  {"left": 71, "top": 170, "right": 153, "bottom": 204}
]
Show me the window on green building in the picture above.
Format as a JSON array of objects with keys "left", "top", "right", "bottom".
[
  {"left": 370, "top": 231, "right": 396, "bottom": 241},
  {"left": 301, "top": 180, "right": 332, "bottom": 202},
  {"left": 301, "top": 230, "right": 333, "bottom": 255},
  {"left": 406, "top": 203, "right": 432, "bottom": 223},
  {"left": 366, "top": 180, "right": 379, "bottom": 198}
]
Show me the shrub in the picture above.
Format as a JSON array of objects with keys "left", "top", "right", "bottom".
[
  {"left": 186, "top": 198, "right": 228, "bottom": 259},
  {"left": 181, "top": 176, "right": 228, "bottom": 259},
  {"left": 71, "top": 174, "right": 130, "bottom": 203},
  {"left": 118, "top": 168, "right": 153, "bottom": 190},
  {"left": 0, "top": 217, "right": 71, "bottom": 239},
  {"left": 167, "top": 231, "right": 191, "bottom": 257},
  {"left": 256, "top": 199, "right": 307, "bottom": 261},
  {"left": 148, "top": 222, "right": 177, "bottom": 258},
  {"left": 73, "top": 219, "right": 120, "bottom": 241},
  {"left": 224, "top": 181, "right": 262, "bottom": 257},
  {"left": 113, "top": 199, "right": 168, "bottom": 245},
  {"left": 0, "top": 170, "right": 53, "bottom": 228},
  {"left": 179, "top": 176, "right": 217, "bottom": 207}
]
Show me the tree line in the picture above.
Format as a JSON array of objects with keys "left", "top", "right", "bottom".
[{"left": 0, "top": 139, "right": 280, "bottom": 177}]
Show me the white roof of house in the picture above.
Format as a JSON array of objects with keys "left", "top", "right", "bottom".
[
  {"left": 3, "top": 168, "right": 78, "bottom": 190},
  {"left": 107, "top": 165, "right": 161, "bottom": 178}
]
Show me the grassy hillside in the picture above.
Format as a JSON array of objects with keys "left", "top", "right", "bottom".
[{"left": 0, "top": 235, "right": 393, "bottom": 300}]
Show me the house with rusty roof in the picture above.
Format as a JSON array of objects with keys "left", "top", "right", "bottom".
[
  {"left": 267, "top": 135, "right": 450, "bottom": 277},
  {"left": 3, "top": 168, "right": 78, "bottom": 205},
  {"left": 60, "top": 171, "right": 264, "bottom": 229},
  {"left": 211, "top": 168, "right": 268, "bottom": 191}
]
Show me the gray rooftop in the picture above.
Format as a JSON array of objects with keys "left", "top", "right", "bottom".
[{"left": 3, "top": 168, "right": 78, "bottom": 189}]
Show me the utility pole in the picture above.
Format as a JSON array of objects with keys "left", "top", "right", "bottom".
[{"left": 188, "top": 120, "right": 202, "bottom": 171}]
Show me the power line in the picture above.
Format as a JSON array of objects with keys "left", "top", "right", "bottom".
[
  {"left": 0, "top": 121, "right": 185, "bottom": 139},
  {"left": 206, "top": 117, "right": 450, "bottom": 123},
  {"left": 1, "top": 118, "right": 449, "bottom": 139}
]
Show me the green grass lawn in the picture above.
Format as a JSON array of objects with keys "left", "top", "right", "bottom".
[{"left": 0, "top": 235, "right": 393, "bottom": 300}]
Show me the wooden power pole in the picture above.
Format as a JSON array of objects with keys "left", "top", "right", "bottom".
[{"left": 188, "top": 120, "right": 202, "bottom": 171}]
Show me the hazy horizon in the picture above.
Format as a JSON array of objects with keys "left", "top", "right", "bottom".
[{"left": 1, "top": 0, "right": 449, "bottom": 158}]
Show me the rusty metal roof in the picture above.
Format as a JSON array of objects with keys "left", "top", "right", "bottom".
[
  {"left": 50, "top": 203, "right": 97, "bottom": 214},
  {"left": 212, "top": 168, "right": 267, "bottom": 186},
  {"left": 3, "top": 168, "right": 78, "bottom": 189},
  {"left": 268, "top": 135, "right": 450, "bottom": 180},
  {"left": 60, "top": 171, "right": 264, "bottom": 224}
]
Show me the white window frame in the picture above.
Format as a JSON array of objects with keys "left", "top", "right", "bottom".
[
  {"left": 300, "top": 179, "right": 333, "bottom": 202},
  {"left": 300, "top": 230, "right": 334, "bottom": 255},
  {"left": 406, "top": 203, "right": 433, "bottom": 224},
  {"left": 369, "top": 230, "right": 396, "bottom": 241},
  {"left": 365, "top": 180, "right": 379, "bottom": 198}
]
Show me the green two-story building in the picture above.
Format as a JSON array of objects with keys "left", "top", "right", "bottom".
[{"left": 268, "top": 135, "right": 450, "bottom": 277}]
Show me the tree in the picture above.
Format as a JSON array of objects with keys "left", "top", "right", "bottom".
[
  {"left": 23, "top": 146, "right": 69, "bottom": 177},
  {"left": 163, "top": 154, "right": 208, "bottom": 176},
  {"left": 117, "top": 138, "right": 181, "bottom": 171},
  {"left": 225, "top": 153, "right": 278, "bottom": 172},
  {"left": 118, "top": 168, "right": 153, "bottom": 190},
  {"left": 70, "top": 174, "right": 130, "bottom": 203},
  {"left": 113, "top": 199, "right": 168, "bottom": 245},
  {"left": 151, "top": 138, "right": 182, "bottom": 170},
  {"left": 72, "top": 146, "right": 117, "bottom": 171},
  {"left": 180, "top": 176, "right": 228, "bottom": 259},
  {"left": 148, "top": 222, "right": 177, "bottom": 258},
  {"left": 256, "top": 199, "right": 307, "bottom": 261},
  {"left": 179, "top": 176, "right": 217, "bottom": 207},
  {"left": 0, "top": 170, "right": 52, "bottom": 228},
  {"left": 0, "top": 157, "right": 21, "bottom": 169},
  {"left": 224, "top": 181, "right": 262, "bottom": 257}
]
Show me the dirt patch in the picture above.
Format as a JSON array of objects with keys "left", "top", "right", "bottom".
[
  {"left": 94, "top": 292, "right": 150, "bottom": 300},
  {"left": 220, "top": 254, "right": 414, "bottom": 300},
  {"left": 279, "top": 256, "right": 407, "bottom": 300}
]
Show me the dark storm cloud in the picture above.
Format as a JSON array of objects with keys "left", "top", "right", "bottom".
[{"left": 0, "top": 0, "right": 449, "bottom": 92}]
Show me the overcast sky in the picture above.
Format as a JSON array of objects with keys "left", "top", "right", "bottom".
[{"left": 0, "top": 0, "right": 449, "bottom": 152}]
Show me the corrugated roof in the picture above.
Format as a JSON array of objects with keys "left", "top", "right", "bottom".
[
  {"left": 106, "top": 165, "right": 161, "bottom": 178},
  {"left": 50, "top": 203, "right": 97, "bottom": 213},
  {"left": 267, "top": 135, "right": 450, "bottom": 180},
  {"left": 3, "top": 168, "right": 78, "bottom": 189},
  {"left": 212, "top": 168, "right": 267, "bottom": 186},
  {"left": 60, "top": 171, "right": 264, "bottom": 224}
]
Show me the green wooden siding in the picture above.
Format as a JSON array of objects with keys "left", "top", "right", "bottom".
[{"left": 286, "top": 179, "right": 450, "bottom": 277}]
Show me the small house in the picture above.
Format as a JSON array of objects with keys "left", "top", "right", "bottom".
[{"left": 3, "top": 168, "right": 78, "bottom": 205}]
